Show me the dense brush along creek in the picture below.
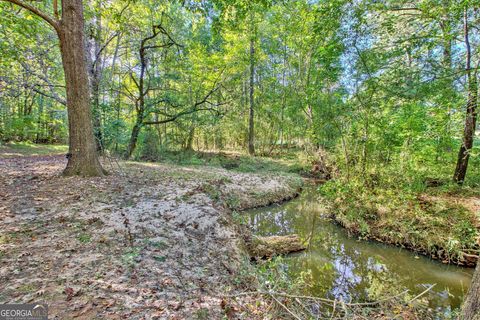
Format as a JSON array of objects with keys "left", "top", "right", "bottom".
[{"left": 246, "top": 183, "right": 474, "bottom": 316}]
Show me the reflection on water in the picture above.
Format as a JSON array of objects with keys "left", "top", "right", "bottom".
[{"left": 247, "top": 184, "right": 473, "bottom": 314}]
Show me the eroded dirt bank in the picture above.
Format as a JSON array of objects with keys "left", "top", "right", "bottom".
[{"left": 0, "top": 155, "right": 301, "bottom": 319}]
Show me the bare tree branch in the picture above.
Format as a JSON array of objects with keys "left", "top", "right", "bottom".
[
  {"left": 30, "top": 85, "right": 66, "bottom": 105},
  {"left": 143, "top": 107, "right": 223, "bottom": 125},
  {"left": 53, "top": 0, "right": 58, "bottom": 19},
  {"left": 143, "top": 70, "right": 227, "bottom": 126}
]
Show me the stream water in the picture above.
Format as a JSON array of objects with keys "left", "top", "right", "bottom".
[{"left": 247, "top": 184, "right": 474, "bottom": 316}]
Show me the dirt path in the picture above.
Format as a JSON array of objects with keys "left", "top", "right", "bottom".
[{"left": 0, "top": 155, "right": 301, "bottom": 319}]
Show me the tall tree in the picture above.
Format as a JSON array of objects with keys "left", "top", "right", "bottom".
[
  {"left": 124, "top": 24, "right": 174, "bottom": 159},
  {"left": 453, "top": 7, "right": 478, "bottom": 183},
  {"left": 248, "top": 34, "right": 255, "bottom": 155},
  {"left": 3, "top": 0, "right": 104, "bottom": 176}
]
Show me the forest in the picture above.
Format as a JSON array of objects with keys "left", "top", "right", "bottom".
[{"left": 0, "top": 0, "right": 479, "bottom": 319}]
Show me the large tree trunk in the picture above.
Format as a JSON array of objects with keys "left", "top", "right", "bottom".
[
  {"left": 461, "top": 260, "right": 480, "bottom": 320},
  {"left": 248, "top": 37, "right": 255, "bottom": 156},
  {"left": 453, "top": 9, "right": 477, "bottom": 183},
  {"left": 59, "top": 0, "right": 104, "bottom": 176}
]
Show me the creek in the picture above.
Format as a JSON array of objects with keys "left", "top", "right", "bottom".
[{"left": 247, "top": 184, "right": 474, "bottom": 315}]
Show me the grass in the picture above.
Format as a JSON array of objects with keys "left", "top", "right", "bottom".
[
  {"left": 77, "top": 233, "right": 92, "bottom": 243},
  {"left": 0, "top": 142, "right": 68, "bottom": 158},
  {"left": 1, "top": 141, "right": 473, "bottom": 317}
]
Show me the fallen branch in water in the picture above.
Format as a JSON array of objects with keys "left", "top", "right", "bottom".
[
  {"left": 222, "top": 286, "right": 438, "bottom": 319},
  {"left": 407, "top": 284, "right": 436, "bottom": 304},
  {"left": 223, "top": 289, "right": 409, "bottom": 306}
]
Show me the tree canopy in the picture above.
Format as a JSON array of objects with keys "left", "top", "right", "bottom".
[{"left": 1, "top": 0, "right": 478, "bottom": 181}]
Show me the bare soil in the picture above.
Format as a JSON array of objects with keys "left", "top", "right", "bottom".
[{"left": 0, "top": 154, "right": 300, "bottom": 319}]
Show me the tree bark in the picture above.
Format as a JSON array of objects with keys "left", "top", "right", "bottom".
[
  {"left": 125, "top": 116, "right": 143, "bottom": 159},
  {"left": 247, "top": 235, "right": 306, "bottom": 259},
  {"left": 461, "top": 259, "right": 480, "bottom": 320},
  {"left": 59, "top": 0, "right": 104, "bottom": 176},
  {"left": 453, "top": 8, "right": 477, "bottom": 184},
  {"left": 87, "top": 7, "right": 104, "bottom": 152},
  {"left": 248, "top": 37, "right": 255, "bottom": 156}
]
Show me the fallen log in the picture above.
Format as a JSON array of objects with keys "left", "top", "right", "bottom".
[{"left": 247, "top": 234, "right": 306, "bottom": 259}]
